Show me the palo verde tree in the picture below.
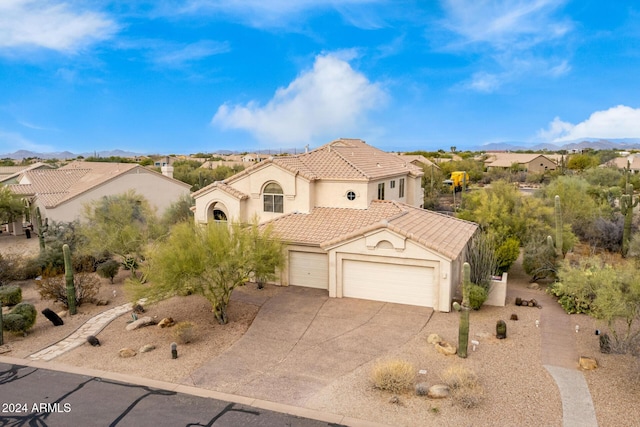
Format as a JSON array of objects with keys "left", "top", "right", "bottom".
[
  {"left": 132, "top": 219, "right": 284, "bottom": 325},
  {"left": 79, "top": 191, "right": 163, "bottom": 277}
]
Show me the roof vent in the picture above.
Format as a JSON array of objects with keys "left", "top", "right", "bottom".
[{"left": 377, "top": 163, "right": 380, "bottom": 167}]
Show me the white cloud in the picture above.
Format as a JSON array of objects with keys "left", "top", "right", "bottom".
[
  {"left": 468, "top": 72, "right": 501, "bottom": 93},
  {"left": 441, "top": 0, "right": 571, "bottom": 50},
  {"left": 0, "top": 0, "right": 118, "bottom": 53},
  {"left": 178, "top": 0, "right": 384, "bottom": 28},
  {"left": 212, "top": 53, "right": 387, "bottom": 144},
  {"left": 153, "top": 40, "right": 230, "bottom": 67},
  {"left": 538, "top": 105, "right": 640, "bottom": 142},
  {"left": 0, "top": 129, "right": 53, "bottom": 152}
]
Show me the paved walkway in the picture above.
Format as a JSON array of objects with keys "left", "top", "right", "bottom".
[
  {"left": 508, "top": 258, "right": 599, "bottom": 427},
  {"left": 27, "top": 302, "right": 134, "bottom": 361}
]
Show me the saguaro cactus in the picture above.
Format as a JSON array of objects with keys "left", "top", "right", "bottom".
[
  {"left": 63, "top": 244, "right": 77, "bottom": 315},
  {"left": 621, "top": 184, "right": 638, "bottom": 257},
  {"left": 554, "top": 195, "right": 562, "bottom": 257},
  {"left": 0, "top": 300, "right": 4, "bottom": 345},
  {"left": 453, "top": 262, "right": 471, "bottom": 358},
  {"left": 35, "top": 207, "right": 46, "bottom": 253}
]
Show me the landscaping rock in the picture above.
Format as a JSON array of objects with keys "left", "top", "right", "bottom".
[
  {"left": 119, "top": 348, "right": 136, "bottom": 358},
  {"left": 133, "top": 304, "right": 145, "bottom": 314},
  {"left": 527, "top": 283, "right": 540, "bottom": 290},
  {"left": 435, "top": 341, "right": 457, "bottom": 356},
  {"left": 427, "top": 333, "right": 443, "bottom": 344},
  {"left": 139, "top": 344, "right": 156, "bottom": 353},
  {"left": 427, "top": 384, "right": 450, "bottom": 399},
  {"left": 42, "top": 308, "right": 64, "bottom": 326},
  {"left": 0, "top": 344, "right": 12, "bottom": 354},
  {"left": 95, "top": 299, "right": 109, "bottom": 306},
  {"left": 87, "top": 335, "right": 101, "bottom": 346},
  {"left": 415, "top": 382, "right": 430, "bottom": 396},
  {"left": 158, "top": 317, "right": 175, "bottom": 328},
  {"left": 57, "top": 310, "right": 68, "bottom": 318},
  {"left": 125, "top": 316, "right": 155, "bottom": 331},
  {"left": 579, "top": 356, "right": 598, "bottom": 370}
]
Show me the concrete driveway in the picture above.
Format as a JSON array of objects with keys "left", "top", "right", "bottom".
[{"left": 186, "top": 286, "right": 433, "bottom": 406}]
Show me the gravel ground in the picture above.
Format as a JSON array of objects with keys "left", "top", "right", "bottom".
[{"left": 2, "top": 234, "right": 639, "bottom": 426}]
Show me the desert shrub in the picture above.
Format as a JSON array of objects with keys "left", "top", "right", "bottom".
[
  {"left": 468, "top": 284, "right": 488, "bottom": 310},
  {"left": 36, "top": 273, "right": 101, "bottom": 308},
  {"left": 97, "top": 260, "right": 120, "bottom": 283},
  {"left": 2, "top": 302, "right": 37, "bottom": 334},
  {"left": 495, "top": 237, "right": 520, "bottom": 273},
  {"left": 0, "top": 285, "right": 22, "bottom": 306},
  {"left": 0, "top": 253, "right": 26, "bottom": 285},
  {"left": 370, "top": 359, "right": 415, "bottom": 393},
  {"left": 440, "top": 365, "right": 484, "bottom": 409},
  {"left": 172, "top": 321, "right": 196, "bottom": 344}
]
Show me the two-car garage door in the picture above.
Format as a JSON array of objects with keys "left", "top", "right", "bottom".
[{"left": 342, "top": 259, "right": 434, "bottom": 307}]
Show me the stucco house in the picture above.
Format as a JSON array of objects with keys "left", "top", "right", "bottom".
[
  {"left": 7, "top": 161, "right": 191, "bottom": 227},
  {"left": 484, "top": 153, "right": 557, "bottom": 173},
  {"left": 193, "top": 138, "right": 478, "bottom": 312}
]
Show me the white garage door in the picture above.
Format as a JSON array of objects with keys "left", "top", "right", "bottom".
[
  {"left": 342, "top": 260, "right": 434, "bottom": 307},
  {"left": 289, "top": 251, "right": 329, "bottom": 289}
]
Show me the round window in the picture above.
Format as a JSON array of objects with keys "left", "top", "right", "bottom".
[{"left": 346, "top": 191, "right": 356, "bottom": 201}]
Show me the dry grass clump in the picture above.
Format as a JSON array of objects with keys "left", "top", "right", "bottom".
[
  {"left": 441, "top": 364, "right": 484, "bottom": 409},
  {"left": 36, "top": 272, "right": 101, "bottom": 308},
  {"left": 172, "top": 321, "right": 196, "bottom": 344},
  {"left": 370, "top": 359, "right": 415, "bottom": 393}
]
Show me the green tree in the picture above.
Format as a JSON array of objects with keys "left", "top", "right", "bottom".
[
  {"left": 162, "top": 194, "right": 194, "bottom": 226},
  {"left": 79, "top": 191, "right": 162, "bottom": 276},
  {"left": 0, "top": 187, "right": 25, "bottom": 224},
  {"left": 541, "top": 175, "right": 608, "bottom": 226},
  {"left": 553, "top": 257, "right": 640, "bottom": 352},
  {"left": 133, "top": 220, "right": 284, "bottom": 324},
  {"left": 567, "top": 153, "right": 598, "bottom": 171}
]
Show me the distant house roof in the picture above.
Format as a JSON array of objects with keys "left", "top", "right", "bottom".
[
  {"left": 484, "top": 153, "right": 556, "bottom": 168},
  {"left": 193, "top": 139, "right": 423, "bottom": 197},
  {"left": 265, "top": 200, "right": 477, "bottom": 260},
  {"left": 0, "top": 162, "right": 54, "bottom": 184},
  {"left": 396, "top": 154, "right": 439, "bottom": 169},
  {"left": 608, "top": 156, "right": 640, "bottom": 172},
  {"left": 8, "top": 161, "right": 189, "bottom": 208}
]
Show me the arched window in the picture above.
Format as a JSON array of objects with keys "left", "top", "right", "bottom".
[{"left": 263, "top": 182, "right": 283, "bottom": 213}]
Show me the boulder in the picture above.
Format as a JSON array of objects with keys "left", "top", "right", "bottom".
[
  {"left": 42, "top": 308, "right": 64, "bottom": 326},
  {"left": 527, "top": 283, "right": 540, "bottom": 290},
  {"left": 427, "top": 384, "right": 450, "bottom": 399},
  {"left": 87, "top": 335, "right": 101, "bottom": 346},
  {"left": 139, "top": 344, "right": 156, "bottom": 353},
  {"left": 415, "top": 382, "right": 430, "bottom": 396},
  {"left": 427, "top": 333, "right": 443, "bottom": 344},
  {"left": 579, "top": 356, "right": 598, "bottom": 370},
  {"left": 126, "top": 316, "right": 155, "bottom": 331},
  {"left": 119, "top": 348, "right": 136, "bottom": 358},
  {"left": 158, "top": 317, "right": 175, "bottom": 328},
  {"left": 57, "top": 310, "right": 68, "bottom": 318},
  {"left": 95, "top": 299, "right": 109, "bottom": 306},
  {"left": 435, "top": 341, "right": 457, "bottom": 356}
]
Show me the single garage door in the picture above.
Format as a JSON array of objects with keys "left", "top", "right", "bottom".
[
  {"left": 342, "top": 259, "right": 434, "bottom": 307},
  {"left": 289, "top": 251, "right": 329, "bottom": 289}
]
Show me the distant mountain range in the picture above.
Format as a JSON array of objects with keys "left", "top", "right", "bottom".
[{"left": 3, "top": 139, "right": 640, "bottom": 160}]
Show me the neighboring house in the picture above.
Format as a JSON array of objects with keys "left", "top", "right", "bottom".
[
  {"left": 484, "top": 153, "right": 557, "bottom": 173},
  {"left": 193, "top": 138, "right": 478, "bottom": 311},
  {"left": 0, "top": 162, "right": 53, "bottom": 185},
  {"left": 7, "top": 161, "right": 191, "bottom": 225},
  {"left": 397, "top": 154, "right": 440, "bottom": 170},
  {"left": 608, "top": 156, "right": 640, "bottom": 173}
]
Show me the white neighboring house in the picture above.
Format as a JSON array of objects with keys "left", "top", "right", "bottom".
[
  {"left": 192, "top": 138, "right": 478, "bottom": 312},
  {"left": 7, "top": 161, "right": 191, "bottom": 227}
]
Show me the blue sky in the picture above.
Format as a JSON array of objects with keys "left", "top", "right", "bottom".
[{"left": 1, "top": 1, "right": 639, "bottom": 155}]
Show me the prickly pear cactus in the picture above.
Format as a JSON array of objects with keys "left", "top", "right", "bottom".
[{"left": 63, "top": 244, "right": 77, "bottom": 315}]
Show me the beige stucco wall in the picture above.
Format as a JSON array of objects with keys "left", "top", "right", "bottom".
[
  {"left": 526, "top": 156, "right": 557, "bottom": 173},
  {"left": 313, "top": 180, "right": 370, "bottom": 209},
  {"left": 324, "top": 228, "right": 453, "bottom": 312},
  {"left": 194, "top": 190, "right": 244, "bottom": 224},
  {"left": 41, "top": 168, "right": 190, "bottom": 223}
]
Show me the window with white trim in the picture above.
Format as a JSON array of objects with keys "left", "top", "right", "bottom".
[
  {"left": 390, "top": 180, "right": 396, "bottom": 189},
  {"left": 263, "top": 182, "right": 284, "bottom": 213},
  {"left": 377, "top": 183, "right": 385, "bottom": 200},
  {"left": 399, "top": 178, "right": 405, "bottom": 198}
]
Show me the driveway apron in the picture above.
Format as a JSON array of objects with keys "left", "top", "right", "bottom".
[{"left": 186, "top": 286, "right": 432, "bottom": 406}]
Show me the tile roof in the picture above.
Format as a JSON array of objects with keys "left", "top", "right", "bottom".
[
  {"left": 193, "top": 138, "right": 423, "bottom": 197},
  {"left": 205, "top": 182, "right": 249, "bottom": 200},
  {"left": 0, "top": 162, "right": 53, "bottom": 183},
  {"left": 485, "top": 153, "right": 556, "bottom": 167},
  {"left": 8, "top": 161, "right": 189, "bottom": 208},
  {"left": 266, "top": 200, "right": 477, "bottom": 260},
  {"left": 609, "top": 156, "right": 640, "bottom": 171}
]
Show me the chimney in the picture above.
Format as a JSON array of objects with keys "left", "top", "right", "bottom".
[{"left": 161, "top": 156, "right": 174, "bottom": 179}]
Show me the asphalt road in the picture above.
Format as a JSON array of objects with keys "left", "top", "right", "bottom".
[{"left": 0, "top": 362, "right": 346, "bottom": 427}]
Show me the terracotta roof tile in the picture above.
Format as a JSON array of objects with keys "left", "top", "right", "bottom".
[{"left": 266, "top": 200, "right": 477, "bottom": 259}]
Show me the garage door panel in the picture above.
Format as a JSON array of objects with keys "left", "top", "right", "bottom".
[
  {"left": 289, "top": 252, "right": 328, "bottom": 289},
  {"left": 343, "top": 260, "right": 434, "bottom": 307}
]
